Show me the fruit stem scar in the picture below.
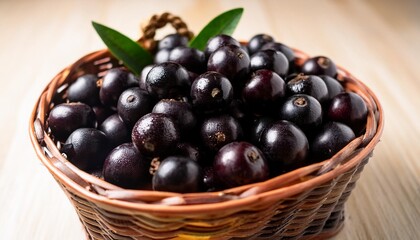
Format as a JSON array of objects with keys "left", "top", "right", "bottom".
[
  {"left": 294, "top": 97, "right": 307, "bottom": 107},
  {"left": 149, "top": 157, "right": 161, "bottom": 175},
  {"left": 211, "top": 88, "right": 221, "bottom": 98},
  {"left": 143, "top": 141, "right": 155, "bottom": 152},
  {"left": 247, "top": 150, "right": 259, "bottom": 162},
  {"left": 127, "top": 95, "right": 135, "bottom": 103},
  {"left": 215, "top": 131, "right": 226, "bottom": 143},
  {"left": 317, "top": 57, "right": 330, "bottom": 69},
  {"left": 290, "top": 73, "right": 309, "bottom": 84}
]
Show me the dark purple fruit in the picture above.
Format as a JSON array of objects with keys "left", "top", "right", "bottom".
[
  {"left": 154, "top": 49, "right": 171, "bottom": 64},
  {"left": 213, "top": 141, "right": 269, "bottom": 188},
  {"left": 204, "top": 34, "right": 240, "bottom": 59},
  {"left": 207, "top": 45, "right": 250, "bottom": 83},
  {"left": 279, "top": 94, "right": 323, "bottom": 136},
  {"left": 200, "top": 114, "right": 243, "bottom": 151},
  {"left": 242, "top": 69, "right": 286, "bottom": 115},
  {"left": 152, "top": 99, "right": 197, "bottom": 134},
  {"left": 92, "top": 105, "right": 115, "bottom": 126},
  {"left": 99, "top": 68, "right": 138, "bottom": 108},
  {"left": 261, "top": 42, "right": 296, "bottom": 64},
  {"left": 328, "top": 92, "right": 368, "bottom": 134},
  {"left": 247, "top": 116, "right": 274, "bottom": 144},
  {"left": 286, "top": 74, "right": 329, "bottom": 104},
  {"left": 152, "top": 156, "right": 202, "bottom": 193},
  {"left": 284, "top": 73, "right": 299, "bottom": 83},
  {"left": 67, "top": 74, "right": 100, "bottom": 106},
  {"left": 190, "top": 71, "right": 233, "bottom": 114},
  {"left": 157, "top": 33, "right": 188, "bottom": 50},
  {"left": 132, "top": 113, "right": 180, "bottom": 157},
  {"left": 117, "top": 87, "right": 155, "bottom": 128},
  {"left": 145, "top": 62, "right": 190, "bottom": 99},
  {"left": 319, "top": 75, "right": 344, "bottom": 101},
  {"left": 139, "top": 65, "right": 154, "bottom": 91},
  {"left": 175, "top": 142, "right": 201, "bottom": 162},
  {"left": 103, "top": 143, "right": 149, "bottom": 189},
  {"left": 99, "top": 114, "right": 130, "bottom": 149},
  {"left": 61, "top": 128, "right": 109, "bottom": 171},
  {"left": 169, "top": 46, "right": 206, "bottom": 73},
  {"left": 311, "top": 122, "right": 355, "bottom": 161},
  {"left": 250, "top": 49, "right": 289, "bottom": 77},
  {"left": 202, "top": 166, "right": 220, "bottom": 192},
  {"left": 228, "top": 99, "right": 249, "bottom": 122},
  {"left": 260, "top": 120, "right": 309, "bottom": 172},
  {"left": 301, "top": 56, "right": 337, "bottom": 77},
  {"left": 247, "top": 34, "right": 274, "bottom": 55},
  {"left": 47, "top": 102, "right": 96, "bottom": 141}
]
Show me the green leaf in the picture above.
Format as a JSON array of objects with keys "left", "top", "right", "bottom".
[
  {"left": 189, "top": 8, "right": 244, "bottom": 50},
  {"left": 92, "top": 21, "right": 153, "bottom": 75}
]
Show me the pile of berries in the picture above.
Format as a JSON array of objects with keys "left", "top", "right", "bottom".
[{"left": 47, "top": 33, "right": 368, "bottom": 193}]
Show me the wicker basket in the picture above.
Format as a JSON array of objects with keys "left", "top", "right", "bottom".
[{"left": 29, "top": 13, "right": 384, "bottom": 240}]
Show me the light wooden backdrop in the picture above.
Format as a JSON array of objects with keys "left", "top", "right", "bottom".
[{"left": 0, "top": 0, "right": 419, "bottom": 239}]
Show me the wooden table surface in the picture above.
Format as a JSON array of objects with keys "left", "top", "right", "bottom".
[{"left": 1, "top": 0, "right": 419, "bottom": 239}]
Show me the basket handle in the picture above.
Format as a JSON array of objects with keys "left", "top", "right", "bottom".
[{"left": 138, "top": 12, "right": 194, "bottom": 51}]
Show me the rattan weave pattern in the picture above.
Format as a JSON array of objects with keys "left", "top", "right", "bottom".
[{"left": 50, "top": 156, "right": 369, "bottom": 239}]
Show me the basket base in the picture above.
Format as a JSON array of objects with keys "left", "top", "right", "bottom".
[{"left": 80, "top": 210, "right": 345, "bottom": 240}]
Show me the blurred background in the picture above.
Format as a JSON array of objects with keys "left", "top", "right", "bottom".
[{"left": 0, "top": 0, "right": 419, "bottom": 239}]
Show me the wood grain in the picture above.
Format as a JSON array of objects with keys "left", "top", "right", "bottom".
[{"left": 0, "top": 0, "right": 419, "bottom": 239}]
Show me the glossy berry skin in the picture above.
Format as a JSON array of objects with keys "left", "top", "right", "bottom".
[
  {"left": 319, "top": 75, "right": 344, "bottom": 101},
  {"left": 202, "top": 166, "right": 220, "bottom": 192},
  {"left": 311, "top": 122, "right": 355, "bottom": 162},
  {"left": 99, "top": 68, "right": 138, "bottom": 108},
  {"left": 92, "top": 105, "right": 115, "bottom": 126},
  {"left": 154, "top": 49, "right": 171, "bottom": 64},
  {"left": 207, "top": 45, "right": 250, "bottom": 83},
  {"left": 67, "top": 74, "right": 100, "bottom": 106},
  {"left": 250, "top": 49, "right": 289, "bottom": 77},
  {"left": 247, "top": 116, "right": 274, "bottom": 145},
  {"left": 204, "top": 34, "right": 240, "bottom": 59},
  {"left": 260, "top": 120, "right": 309, "bottom": 172},
  {"left": 261, "top": 42, "right": 295, "bottom": 62},
  {"left": 157, "top": 33, "right": 188, "bottom": 50},
  {"left": 328, "top": 92, "right": 368, "bottom": 134},
  {"left": 47, "top": 102, "right": 96, "bottom": 141},
  {"left": 145, "top": 62, "right": 190, "bottom": 99},
  {"left": 242, "top": 69, "right": 286, "bottom": 115},
  {"left": 103, "top": 143, "right": 149, "bottom": 189},
  {"left": 131, "top": 113, "right": 180, "bottom": 157},
  {"left": 152, "top": 99, "right": 197, "bottom": 134},
  {"left": 152, "top": 156, "right": 202, "bottom": 193},
  {"left": 169, "top": 46, "right": 206, "bottom": 73},
  {"left": 301, "top": 56, "right": 337, "bottom": 77},
  {"left": 286, "top": 74, "right": 329, "bottom": 104},
  {"left": 117, "top": 87, "right": 155, "bottom": 128},
  {"left": 247, "top": 34, "right": 274, "bottom": 55},
  {"left": 61, "top": 128, "right": 109, "bottom": 171},
  {"left": 99, "top": 114, "right": 131, "bottom": 149},
  {"left": 175, "top": 142, "right": 201, "bottom": 162},
  {"left": 228, "top": 99, "right": 249, "bottom": 122},
  {"left": 279, "top": 94, "right": 323, "bottom": 137},
  {"left": 213, "top": 141, "right": 269, "bottom": 188},
  {"left": 200, "top": 114, "right": 243, "bottom": 152},
  {"left": 139, "top": 65, "right": 154, "bottom": 91},
  {"left": 190, "top": 71, "right": 234, "bottom": 114}
]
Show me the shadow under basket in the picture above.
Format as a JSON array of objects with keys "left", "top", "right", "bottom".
[{"left": 29, "top": 46, "right": 383, "bottom": 239}]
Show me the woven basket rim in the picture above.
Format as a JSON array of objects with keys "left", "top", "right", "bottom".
[{"left": 29, "top": 47, "right": 384, "bottom": 214}]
